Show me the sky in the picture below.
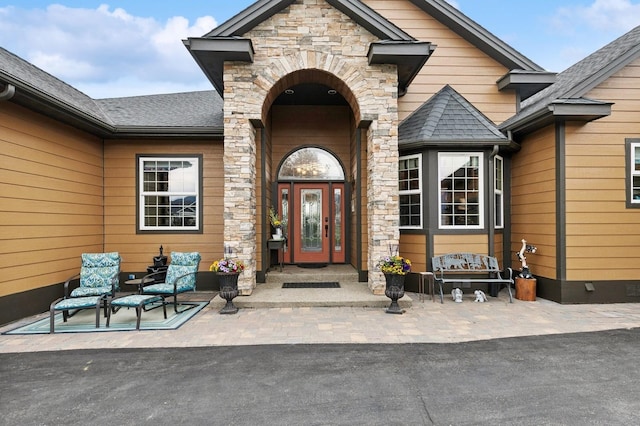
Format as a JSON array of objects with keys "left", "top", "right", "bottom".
[{"left": 1, "top": 0, "right": 640, "bottom": 99}]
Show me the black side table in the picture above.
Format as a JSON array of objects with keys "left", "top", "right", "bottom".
[{"left": 267, "top": 239, "right": 286, "bottom": 272}]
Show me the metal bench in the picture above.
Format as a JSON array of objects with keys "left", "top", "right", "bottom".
[{"left": 431, "top": 253, "right": 514, "bottom": 303}]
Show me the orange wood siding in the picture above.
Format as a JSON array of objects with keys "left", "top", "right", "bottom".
[
  {"left": 363, "top": 0, "right": 516, "bottom": 124},
  {"left": 270, "top": 106, "right": 352, "bottom": 169},
  {"left": 399, "top": 233, "right": 426, "bottom": 272},
  {"left": 494, "top": 232, "right": 504, "bottom": 267},
  {"left": 0, "top": 103, "right": 104, "bottom": 297},
  {"left": 433, "top": 234, "right": 488, "bottom": 257},
  {"left": 103, "top": 139, "right": 223, "bottom": 273},
  {"left": 564, "top": 58, "right": 640, "bottom": 280},
  {"left": 511, "top": 126, "right": 557, "bottom": 279}
]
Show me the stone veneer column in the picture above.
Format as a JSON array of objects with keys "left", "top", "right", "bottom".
[
  {"left": 366, "top": 104, "right": 400, "bottom": 295},
  {"left": 223, "top": 106, "right": 257, "bottom": 295}
]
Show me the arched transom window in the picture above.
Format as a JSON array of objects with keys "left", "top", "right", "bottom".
[{"left": 278, "top": 147, "right": 344, "bottom": 181}]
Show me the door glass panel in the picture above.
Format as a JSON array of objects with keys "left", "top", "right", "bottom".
[
  {"left": 301, "top": 189, "right": 322, "bottom": 252},
  {"left": 334, "top": 188, "right": 342, "bottom": 251},
  {"left": 280, "top": 188, "right": 289, "bottom": 238}
]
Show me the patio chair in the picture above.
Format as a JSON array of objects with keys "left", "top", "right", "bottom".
[
  {"left": 62, "top": 252, "right": 121, "bottom": 316},
  {"left": 140, "top": 252, "right": 201, "bottom": 313}
]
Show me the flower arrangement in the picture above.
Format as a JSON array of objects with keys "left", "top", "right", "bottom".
[
  {"left": 377, "top": 255, "right": 411, "bottom": 275},
  {"left": 210, "top": 257, "right": 245, "bottom": 274},
  {"left": 269, "top": 207, "right": 284, "bottom": 228}
]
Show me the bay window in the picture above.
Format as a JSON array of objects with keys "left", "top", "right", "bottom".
[{"left": 439, "top": 152, "right": 483, "bottom": 228}]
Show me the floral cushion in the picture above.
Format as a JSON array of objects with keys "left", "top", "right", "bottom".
[
  {"left": 53, "top": 296, "right": 101, "bottom": 310},
  {"left": 70, "top": 286, "right": 112, "bottom": 297},
  {"left": 163, "top": 252, "right": 201, "bottom": 291},
  {"left": 79, "top": 252, "right": 121, "bottom": 292},
  {"left": 110, "top": 294, "right": 161, "bottom": 307}
]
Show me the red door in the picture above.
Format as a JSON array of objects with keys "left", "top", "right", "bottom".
[{"left": 279, "top": 182, "right": 345, "bottom": 264}]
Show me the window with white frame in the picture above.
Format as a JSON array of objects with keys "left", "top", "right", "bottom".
[
  {"left": 399, "top": 154, "right": 422, "bottom": 228},
  {"left": 631, "top": 141, "right": 640, "bottom": 205},
  {"left": 494, "top": 155, "right": 504, "bottom": 228},
  {"left": 438, "top": 152, "right": 483, "bottom": 228},
  {"left": 138, "top": 156, "right": 201, "bottom": 231}
]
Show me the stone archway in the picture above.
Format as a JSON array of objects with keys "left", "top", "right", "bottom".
[{"left": 221, "top": 0, "right": 401, "bottom": 295}]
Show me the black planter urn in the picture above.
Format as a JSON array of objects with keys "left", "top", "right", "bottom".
[
  {"left": 384, "top": 273, "right": 406, "bottom": 314},
  {"left": 217, "top": 272, "right": 240, "bottom": 315}
]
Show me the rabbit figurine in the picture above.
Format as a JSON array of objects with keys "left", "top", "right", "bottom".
[{"left": 451, "top": 288, "right": 463, "bottom": 303}]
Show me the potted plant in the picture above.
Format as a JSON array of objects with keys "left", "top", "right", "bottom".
[
  {"left": 377, "top": 255, "right": 411, "bottom": 314},
  {"left": 269, "top": 207, "right": 285, "bottom": 239},
  {"left": 210, "top": 257, "right": 245, "bottom": 314}
]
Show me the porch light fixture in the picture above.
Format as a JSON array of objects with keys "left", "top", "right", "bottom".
[
  {"left": 284, "top": 89, "right": 295, "bottom": 95},
  {"left": 327, "top": 89, "right": 337, "bottom": 95}
]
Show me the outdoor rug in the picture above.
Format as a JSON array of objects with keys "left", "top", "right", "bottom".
[
  {"left": 3, "top": 301, "right": 209, "bottom": 334},
  {"left": 282, "top": 282, "right": 340, "bottom": 289}
]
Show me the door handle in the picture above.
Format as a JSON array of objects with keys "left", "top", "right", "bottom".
[{"left": 325, "top": 224, "right": 329, "bottom": 238}]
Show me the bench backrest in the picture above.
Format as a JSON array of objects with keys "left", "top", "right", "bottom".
[{"left": 432, "top": 253, "right": 500, "bottom": 273}]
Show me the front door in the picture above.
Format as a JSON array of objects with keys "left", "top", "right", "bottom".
[{"left": 279, "top": 182, "right": 345, "bottom": 264}]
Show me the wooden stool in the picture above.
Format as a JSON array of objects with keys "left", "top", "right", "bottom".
[{"left": 107, "top": 295, "right": 166, "bottom": 330}]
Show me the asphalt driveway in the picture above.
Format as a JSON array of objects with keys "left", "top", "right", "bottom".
[{"left": 1, "top": 328, "right": 639, "bottom": 425}]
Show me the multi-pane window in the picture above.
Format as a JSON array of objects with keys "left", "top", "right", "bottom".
[
  {"left": 631, "top": 142, "right": 640, "bottom": 204},
  {"left": 139, "top": 157, "right": 200, "bottom": 231},
  {"left": 439, "top": 153, "right": 483, "bottom": 228},
  {"left": 399, "top": 155, "right": 422, "bottom": 228},
  {"left": 494, "top": 155, "right": 504, "bottom": 228}
]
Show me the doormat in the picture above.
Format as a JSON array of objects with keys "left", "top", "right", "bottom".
[
  {"left": 297, "top": 263, "right": 328, "bottom": 269},
  {"left": 282, "top": 282, "right": 340, "bottom": 289}
]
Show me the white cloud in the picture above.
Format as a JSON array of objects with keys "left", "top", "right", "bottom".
[
  {"left": 551, "top": 0, "right": 640, "bottom": 34},
  {"left": 543, "top": 0, "right": 640, "bottom": 71},
  {"left": 571, "top": 0, "right": 640, "bottom": 31},
  {"left": 0, "top": 4, "right": 218, "bottom": 98}
]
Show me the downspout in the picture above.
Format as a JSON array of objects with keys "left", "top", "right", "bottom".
[
  {"left": 0, "top": 83, "right": 16, "bottom": 101},
  {"left": 488, "top": 144, "right": 499, "bottom": 256}
]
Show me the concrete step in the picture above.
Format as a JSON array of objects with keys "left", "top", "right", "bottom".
[
  {"left": 211, "top": 278, "right": 413, "bottom": 310},
  {"left": 265, "top": 264, "right": 359, "bottom": 284}
]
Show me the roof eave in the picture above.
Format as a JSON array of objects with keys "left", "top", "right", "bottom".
[
  {"left": 408, "top": 0, "right": 543, "bottom": 71},
  {"left": 399, "top": 138, "right": 510, "bottom": 151},
  {"left": 368, "top": 42, "right": 436, "bottom": 96},
  {"left": 1, "top": 74, "right": 114, "bottom": 136},
  {"left": 496, "top": 70, "right": 557, "bottom": 100},
  {"left": 501, "top": 101, "right": 613, "bottom": 135},
  {"left": 548, "top": 101, "right": 613, "bottom": 121},
  {"left": 326, "top": 0, "right": 415, "bottom": 40},
  {"left": 183, "top": 37, "right": 255, "bottom": 96},
  {"left": 206, "top": 0, "right": 297, "bottom": 37},
  {"left": 109, "top": 126, "right": 225, "bottom": 140}
]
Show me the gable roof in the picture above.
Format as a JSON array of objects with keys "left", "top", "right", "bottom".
[
  {"left": 184, "top": 0, "right": 435, "bottom": 96},
  {"left": 399, "top": 84, "right": 508, "bottom": 149},
  {"left": 501, "top": 25, "right": 640, "bottom": 134},
  {"left": 408, "top": 0, "right": 543, "bottom": 71},
  {"left": 0, "top": 47, "right": 223, "bottom": 138}
]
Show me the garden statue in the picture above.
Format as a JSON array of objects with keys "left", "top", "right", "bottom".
[
  {"left": 474, "top": 289, "right": 487, "bottom": 302},
  {"left": 451, "top": 288, "right": 463, "bottom": 303},
  {"left": 516, "top": 239, "right": 537, "bottom": 279}
]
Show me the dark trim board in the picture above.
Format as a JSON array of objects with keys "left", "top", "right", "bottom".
[
  {"left": 0, "top": 284, "right": 62, "bottom": 326},
  {"left": 537, "top": 277, "right": 640, "bottom": 304}
]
